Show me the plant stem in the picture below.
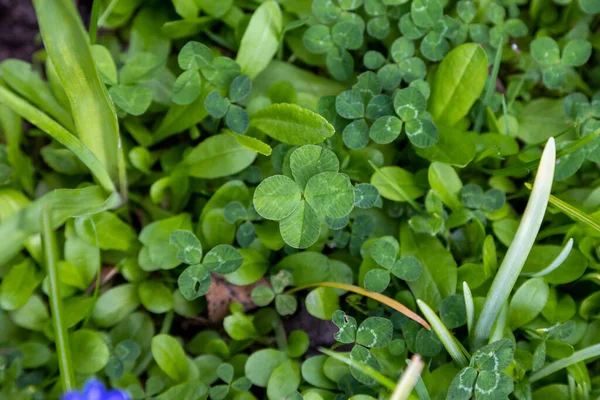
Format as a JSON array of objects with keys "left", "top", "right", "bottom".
[
  {"left": 286, "top": 282, "right": 430, "bottom": 330},
  {"left": 133, "top": 311, "right": 174, "bottom": 377},
  {"left": 529, "top": 344, "right": 600, "bottom": 382},
  {"left": 88, "top": 0, "right": 102, "bottom": 44},
  {"left": 392, "top": 355, "right": 425, "bottom": 400},
  {"left": 473, "top": 138, "right": 555, "bottom": 348},
  {"left": 43, "top": 207, "right": 75, "bottom": 391}
]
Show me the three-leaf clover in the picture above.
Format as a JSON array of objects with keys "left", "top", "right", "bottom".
[
  {"left": 205, "top": 74, "right": 252, "bottom": 134},
  {"left": 251, "top": 270, "right": 297, "bottom": 316},
  {"left": 223, "top": 201, "right": 261, "bottom": 248},
  {"left": 253, "top": 145, "right": 356, "bottom": 249},
  {"left": 209, "top": 363, "right": 252, "bottom": 400},
  {"left": 409, "top": 190, "right": 446, "bottom": 236},
  {"left": 364, "top": 236, "right": 423, "bottom": 292},
  {"left": 332, "top": 310, "right": 393, "bottom": 384},
  {"left": 169, "top": 230, "right": 244, "bottom": 300},
  {"left": 448, "top": 339, "right": 515, "bottom": 400},
  {"left": 393, "top": 87, "right": 439, "bottom": 148},
  {"left": 461, "top": 183, "right": 506, "bottom": 220},
  {"left": 487, "top": 3, "right": 527, "bottom": 48},
  {"left": 530, "top": 37, "right": 592, "bottom": 89}
]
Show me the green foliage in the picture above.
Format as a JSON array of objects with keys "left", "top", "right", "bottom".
[{"left": 1, "top": 0, "right": 599, "bottom": 399}]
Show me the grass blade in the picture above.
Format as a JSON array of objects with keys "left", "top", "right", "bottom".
[
  {"left": 319, "top": 348, "right": 396, "bottom": 390},
  {"left": 474, "top": 43, "right": 502, "bottom": 133},
  {"left": 526, "top": 183, "right": 600, "bottom": 234},
  {"left": 417, "top": 299, "right": 470, "bottom": 368},
  {"left": 287, "top": 282, "right": 431, "bottom": 330},
  {"left": 489, "top": 301, "right": 508, "bottom": 344},
  {"left": 0, "top": 186, "right": 120, "bottom": 266},
  {"left": 474, "top": 138, "right": 556, "bottom": 348},
  {"left": 392, "top": 356, "right": 425, "bottom": 400},
  {"left": 463, "top": 282, "right": 475, "bottom": 336},
  {"left": 522, "top": 238, "right": 574, "bottom": 277},
  {"left": 42, "top": 207, "right": 75, "bottom": 390},
  {"left": 33, "top": 0, "right": 121, "bottom": 182},
  {"left": 529, "top": 344, "right": 600, "bottom": 382},
  {"left": 0, "top": 86, "right": 115, "bottom": 193}
]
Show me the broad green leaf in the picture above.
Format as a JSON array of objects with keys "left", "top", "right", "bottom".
[
  {"left": 154, "top": 382, "right": 208, "bottom": 400},
  {"left": 109, "top": 84, "right": 153, "bottom": 116},
  {"left": 251, "top": 103, "right": 335, "bottom": 145},
  {"left": 474, "top": 371, "right": 513, "bottom": 399},
  {"left": 370, "top": 236, "right": 399, "bottom": 269},
  {"left": 415, "top": 125, "right": 476, "bottom": 167},
  {"left": 184, "top": 133, "right": 257, "bottom": 179},
  {"left": 254, "top": 175, "right": 302, "bottom": 220},
  {"left": 225, "top": 104, "right": 250, "bottom": 134},
  {"left": 92, "top": 284, "right": 140, "bottom": 327},
  {"left": 245, "top": 349, "right": 288, "bottom": 387},
  {"left": 228, "top": 131, "right": 272, "bottom": 156},
  {"left": 119, "top": 52, "right": 165, "bottom": 84},
  {"left": 306, "top": 287, "right": 340, "bottom": 319},
  {"left": 364, "top": 269, "right": 390, "bottom": 292},
  {"left": 429, "top": 43, "right": 488, "bottom": 126},
  {"left": 10, "top": 295, "right": 49, "bottom": 331},
  {"left": 70, "top": 329, "right": 110, "bottom": 374},
  {"left": 178, "top": 41, "right": 213, "bottom": 70},
  {"left": 301, "top": 355, "right": 337, "bottom": 390},
  {"left": 517, "top": 99, "right": 572, "bottom": 144},
  {"left": 236, "top": 1, "right": 283, "bottom": 79},
  {"left": 280, "top": 200, "right": 321, "bottom": 249},
  {"left": 428, "top": 162, "right": 463, "bottom": 212},
  {"left": 267, "top": 359, "right": 301, "bottom": 400},
  {"left": 172, "top": 70, "right": 202, "bottom": 105},
  {"left": 447, "top": 367, "right": 477, "bottom": 400},
  {"left": 203, "top": 244, "right": 243, "bottom": 273},
  {"left": 178, "top": 264, "right": 211, "bottom": 300},
  {"left": 0, "top": 259, "right": 44, "bottom": 311},
  {"left": 33, "top": 0, "right": 121, "bottom": 181},
  {"left": 305, "top": 172, "right": 355, "bottom": 218},
  {"left": 370, "top": 166, "right": 425, "bottom": 203},
  {"left": 400, "top": 223, "right": 457, "bottom": 309},
  {"left": 530, "top": 37, "right": 560, "bottom": 65},
  {"left": 138, "top": 281, "right": 173, "bottom": 314},
  {"left": 151, "top": 334, "right": 190, "bottom": 382},
  {"left": 336, "top": 90, "right": 365, "bottom": 119},
  {"left": 391, "top": 256, "right": 423, "bottom": 282},
  {"left": 509, "top": 277, "right": 549, "bottom": 329},
  {"left": 290, "top": 145, "right": 339, "bottom": 190}
]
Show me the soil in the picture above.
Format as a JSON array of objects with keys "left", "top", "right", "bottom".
[{"left": 0, "top": 0, "right": 92, "bottom": 62}]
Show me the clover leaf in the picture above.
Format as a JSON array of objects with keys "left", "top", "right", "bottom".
[{"left": 531, "top": 37, "right": 592, "bottom": 89}]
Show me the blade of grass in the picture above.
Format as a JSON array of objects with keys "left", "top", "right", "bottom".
[
  {"left": 286, "top": 282, "right": 430, "bottom": 330},
  {"left": 483, "top": 127, "right": 594, "bottom": 176},
  {"left": 417, "top": 300, "right": 470, "bottom": 368},
  {"left": 526, "top": 182, "right": 600, "bottom": 234},
  {"left": 89, "top": 0, "right": 102, "bottom": 44},
  {"left": 319, "top": 348, "right": 396, "bottom": 391},
  {"left": 33, "top": 0, "right": 121, "bottom": 182},
  {"left": 474, "top": 43, "right": 502, "bottom": 133},
  {"left": 529, "top": 344, "right": 600, "bottom": 383},
  {"left": 489, "top": 301, "right": 508, "bottom": 344},
  {"left": 404, "top": 357, "right": 430, "bottom": 400},
  {"left": 392, "top": 356, "right": 426, "bottom": 400},
  {"left": 42, "top": 207, "right": 75, "bottom": 391},
  {"left": 521, "top": 238, "right": 574, "bottom": 277},
  {"left": 463, "top": 282, "right": 475, "bottom": 337},
  {"left": 0, "top": 85, "right": 115, "bottom": 193},
  {"left": 474, "top": 138, "right": 556, "bottom": 348},
  {"left": 0, "top": 187, "right": 120, "bottom": 266}
]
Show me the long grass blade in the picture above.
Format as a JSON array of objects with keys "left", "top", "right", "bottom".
[
  {"left": 474, "top": 138, "right": 556, "bottom": 348},
  {"left": 287, "top": 282, "right": 430, "bottom": 329},
  {"left": 0, "top": 86, "right": 115, "bottom": 193},
  {"left": 319, "top": 348, "right": 396, "bottom": 390},
  {"left": 33, "top": 0, "right": 121, "bottom": 182},
  {"left": 529, "top": 344, "right": 600, "bottom": 382},
  {"left": 526, "top": 183, "right": 600, "bottom": 234},
  {"left": 0, "top": 186, "right": 120, "bottom": 266},
  {"left": 463, "top": 282, "right": 475, "bottom": 336},
  {"left": 392, "top": 356, "right": 425, "bottom": 400},
  {"left": 417, "top": 300, "right": 469, "bottom": 368},
  {"left": 489, "top": 301, "right": 508, "bottom": 344},
  {"left": 42, "top": 207, "right": 75, "bottom": 390},
  {"left": 521, "top": 238, "right": 574, "bottom": 277}
]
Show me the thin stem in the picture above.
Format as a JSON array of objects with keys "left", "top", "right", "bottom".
[
  {"left": 88, "top": 0, "right": 102, "bottom": 44},
  {"left": 521, "top": 238, "right": 573, "bottom": 277},
  {"left": 43, "top": 207, "right": 75, "bottom": 391},
  {"left": 473, "top": 138, "right": 555, "bottom": 348},
  {"left": 529, "top": 344, "right": 600, "bottom": 382},
  {"left": 286, "top": 282, "right": 430, "bottom": 330},
  {"left": 133, "top": 311, "right": 174, "bottom": 377}
]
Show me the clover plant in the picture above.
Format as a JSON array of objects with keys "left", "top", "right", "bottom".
[{"left": 1, "top": 0, "right": 600, "bottom": 399}]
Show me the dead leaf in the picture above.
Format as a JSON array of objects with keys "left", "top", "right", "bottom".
[{"left": 206, "top": 274, "right": 270, "bottom": 321}]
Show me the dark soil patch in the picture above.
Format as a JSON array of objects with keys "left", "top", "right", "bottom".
[{"left": 0, "top": 0, "right": 92, "bottom": 62}]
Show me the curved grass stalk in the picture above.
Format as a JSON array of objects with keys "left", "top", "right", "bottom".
[
  {"left": 527, "top": 183, "right": 600, "bottom": 234},
  {"left": 489, "top": 301, "right": 508, "bottom": 344},
  {"left": 473, "top": 138, "right": 556, "bottom": 348},
  {"left": 0, "top": 86, "right": 115, "bottom": 194},
  {"left": 463, "top": 282, "right": 475, "bottom": 336},
  {"left": 529, "top": 344, "right": 600, "bottom": 383},
  {"left": 521, "top": 238, "right": 574, "bottom": 277},
  {"left": 417, "top": 300, "right": 469, "bottom": 368},
  {"left": 286, "top": 282, "right": 430, "bottom": 330},
  {"left": 319, "top": 348, "right": 396, "bottom": 391},
  {"left": 392, "top": 356, "right": 425, "bottom": 400},
  {"left": 42, "top": 207, "right": 75, "bottom": 391}
]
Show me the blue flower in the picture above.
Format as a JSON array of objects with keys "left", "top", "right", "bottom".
[{"left": 61, "top": 379, "right": 129, "bottom": 400}]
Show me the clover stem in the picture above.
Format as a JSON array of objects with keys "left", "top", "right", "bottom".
[{"left": 286, "top": 282, "right": 430, "bottom": 330}]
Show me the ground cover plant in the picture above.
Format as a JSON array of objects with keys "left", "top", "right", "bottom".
[{"left": 0, "top": 0, "right": 600, "bottom": 398}]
